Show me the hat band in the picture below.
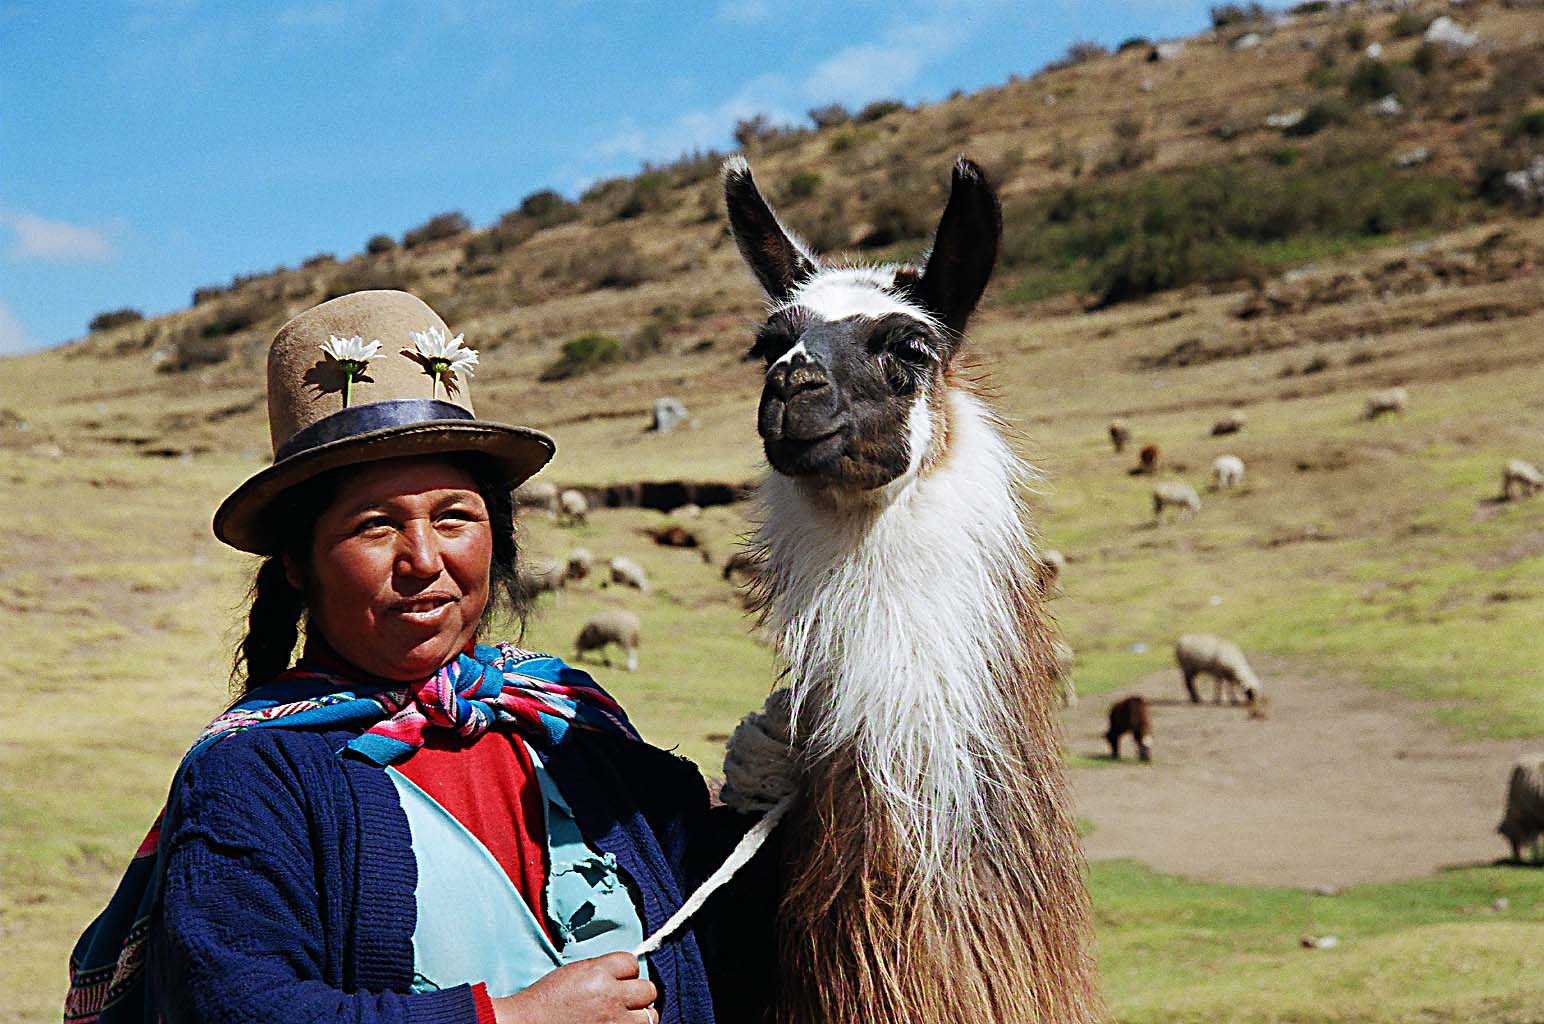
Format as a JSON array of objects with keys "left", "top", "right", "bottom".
[{"left": 275, "top": 399, "right": 475, "bottom": 462}]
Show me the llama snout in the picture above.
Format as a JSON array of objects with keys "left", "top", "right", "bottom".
[{"left": 760, "top": 360, "right": 844, "bottom": 444}]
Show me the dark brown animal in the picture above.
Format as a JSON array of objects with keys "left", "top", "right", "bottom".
[
  {"left": 1106, "top": 696, "right": 1152, "bottom": 762},
  {"left": 1130, "top": 443, "right": 1160, "bottom": 475}
]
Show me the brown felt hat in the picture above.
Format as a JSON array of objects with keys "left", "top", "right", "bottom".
[{"left": 213, "top": 290, "right": 554, "bottom": 554}]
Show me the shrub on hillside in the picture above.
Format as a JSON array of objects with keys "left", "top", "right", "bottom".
[
  {"left": 1390, "top": 10, "right": 1430, "bottom": 38},
  {"left": 518, "top": 189, "right": 580, "bottom": 226},
  {"left": 158, "top": 334, "right": 231, "bottom": 373},
  {"left": 1469, "top": 45, "right": 1544, "bottom": 115},
  {"left": 1117, "top": 36, "right": 1151, "bottom": 53},
  {"left": 1210, "top": 2, "right": 1265, "bottom": 28},
  {"left": 787, "top": 172, "right": 822, "bottom": 199},
  {"left": 402, "top": 211, "right": 471, "bottom": 249},
  {"left": 365, "top": 234, "right": 397, "bottom": 255},
  {"left": 857, "top": 191, "right": 936, "bottom": 249},
  {"left": 325, "top": 263, "right": 419, "bottom": 300},
  {"left": 1283, "top": 97, "right": 1353, "bottom": 136},
  {"left": 617, "top": 173, "right": 670, "bottom": 220},
  {"left": 1058, "top": 40, "right": 1109, "bottom": 67},
  {"left": 1345, "top": 58, "right": 1414, "bottom": 102},
  {"left": 855, "top": 99, "right": 906, "bottom": 123},
  {"left": 999, "top": 150, "right": 1470, "bottom": 307},
  {"left": 808, "top": 103, "right": 851, "bottom": 129},
  {"left": 1507, "top": 109, "right": 1544, "bottom": 140},
  {"left": 734, "top": 114, "right": 791, "bottom": 148},
  {"left": 302, "top": 252, "right": 336, "bottom": 269},
  {"left": 88, "top": 308, "right": 144, "bottom": 332},
  {"left": 539, "top": 333, "right": 622, "bottom": 381}
]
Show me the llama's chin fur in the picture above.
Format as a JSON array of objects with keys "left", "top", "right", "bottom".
[{"left": 757, "top": 387, "right": 1045, "bottom": 880}]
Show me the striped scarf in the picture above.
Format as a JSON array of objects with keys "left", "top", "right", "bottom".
[{"left": 65, "top": 642, "right": 638, "bottom": 1023}]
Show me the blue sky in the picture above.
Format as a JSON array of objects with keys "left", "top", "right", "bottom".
[{"left": 0, "top": 0, "right": 1220, "bottom": 354}]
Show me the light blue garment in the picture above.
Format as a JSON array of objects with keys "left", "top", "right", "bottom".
[{"left": 386, "top": 741, "right": 648, "bottom": 998}]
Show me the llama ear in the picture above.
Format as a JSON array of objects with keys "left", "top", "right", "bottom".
[
  {"left": 723, "top": 156, "right": 819, "bottom": 302},
  {"left": 912, "top": 158, "right": 1002, "bottom": 338}
]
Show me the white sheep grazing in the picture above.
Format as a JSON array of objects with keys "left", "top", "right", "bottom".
[
  {"left": 1211, "top": 408, "right": 1247, "bottom": 436},
  {"left": 607, "top": 555, "right": 650, "bottom": 593},
  {"left": 1051, "top": 639, "right": 1077, "bottom": 708},
  {"left": 565, "top": 547, "right": 594, "bottom": 583},
  {"left": 1037, "top": 548, "right": 1067, "bottom": 597},
  {"left": 1363, "top": 386, "right": 1409, "bottom": 420},
  {"left": 558, "top": 488, "right": 589, "bottom": 525},
  {"left": 1108, "top": 417, "right": 1132, "bottom": 454},
  {"left": 1153, "top": 481, "right": 1201, "bottom": 522},
  {"left": 1498, "top": 755, "right": 1544, "bottom": 863},
  {"left": 575, "top": 609, "right": 641, "bottom": 672},
  {"left": 1502, "top": 459, "right": 1543, "bottom": 500},
  {"left": 513, "top": 479, "right": 559, "bottom": 515},
  {"left": 1212, "top": 454, "right": 1245, "bottom": 490},
  {"left": 1175, "top": 633, "right": 1262, "bottom": 705},
  {"left": 518, "top": 557, "right": 566, "bottom": 599}
]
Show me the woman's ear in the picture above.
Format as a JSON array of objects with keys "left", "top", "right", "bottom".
[{"left": 281, "top": 551, "right": 304, "bottom": 592}]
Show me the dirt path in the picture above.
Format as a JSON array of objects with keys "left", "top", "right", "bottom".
[{"left": 1067, "top": 661, "right": 1543, "bottom": 888}]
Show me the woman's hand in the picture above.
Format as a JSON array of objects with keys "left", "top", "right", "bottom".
[{"left": 490, "top": 952, "right": 658, "bottom": 1024}]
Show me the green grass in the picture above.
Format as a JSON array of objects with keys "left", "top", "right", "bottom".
[{"left": 1092, "top": 861, "right": 1544, "bottom": 1023}]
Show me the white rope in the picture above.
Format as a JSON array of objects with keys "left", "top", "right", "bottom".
[{"left": 631, "top": 792, "right": 794, "bottom": 957}]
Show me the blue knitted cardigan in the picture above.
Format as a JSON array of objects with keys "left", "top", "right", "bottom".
[{"left": 147, "top": 722, "right": 779, "bottom": 1023}]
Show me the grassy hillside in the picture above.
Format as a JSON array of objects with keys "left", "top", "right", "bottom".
[{"left": 4, "top": 2, "right": 1544, "bottom": 1021}]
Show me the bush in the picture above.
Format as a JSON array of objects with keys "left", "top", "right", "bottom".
[
  {"left": 1095, "top": 114, "right": 1154, "bottom": 174},
  {"left": 158, "top": 334, "right": 231, "bottom": 373},
  {"left": 1390, "top": 10, "right": 1429, "bottom": 38},
  {"left": 998, "top": 150, "right": 1471, "bottom": 307},
  {"left": 787, "top": 172, "right": 822, "bottom": 199},
  {"left": 616, "top": 173, "right": 670, "bottom": 220},
  {"left": 325, "top": 263, "right": 418, "bottom": 300},
  {"left": 1344, "top": 22, "right": 1368, "bottom": 51},
  {"left": 808, "top": 103, "right": 851, "bottom": 129},
  {"left": 88, "top": 308, "right": 144, "bottom": 332},
  {"left": 1507, "top": 108, "right": 1544, "bottom": 140},
  {"left": 1284, "top": 98, "right": 1353, "bottom": 136},
  {"left": 1210, "top": 2, "right": 1264, "bottom": 28},
  {"left": 402, "top": 211, "right": 471, "bottom": 249},
  {"left": 510, "top": 189, "right": 576, "bottom": 228},
  {"left": 1346, "top": 57, "right": 1402, "bottom": 101},
  {"left": 540, "top": 333, "right": 622, "bottom": 381},
  {"left": 192, "top": 284, "right": 226, "bottom": 305},
  {"left": 302, "top": 252, "right": 336, "bottom": 269},
  {"left": 1291, "top": 0, "right": 1330, "bottom": 13},
  {"left": 1117, "top": 36, "right": 1151, "bottom": 52},
  {"left": 199, "top": 295, "right": 270, "bottom": 338},
  {"left": 624, "top": 318, "right": 670, "bottom": 361},
  {"left": 365, "top": 233, "right": 397, "bottom": 255},
  {"left": 855, "top": 99, "right": 906, "bottom": 123},
  {"left": 734, "top": 114, "right": 787, "bottom": 148},
  {"left": 857, "top": 192, "right": 935, "bottom": 248}
]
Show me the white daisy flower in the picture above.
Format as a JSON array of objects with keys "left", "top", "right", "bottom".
[
  {"left": 319, "top": 334, "right": 382, "bottom": 364},
  {"left": 408, "top": 324, "right": 479, "bottom": 397},
  {"left": 318, "top": 335, "right": 381, "bottom": 408}
]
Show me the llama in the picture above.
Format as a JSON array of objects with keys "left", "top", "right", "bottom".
[{"left": 724, "top": 156, "right": 1100, "bottom": 1024}]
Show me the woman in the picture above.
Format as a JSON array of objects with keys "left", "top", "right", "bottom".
[{"left": 66, "top": 291, "right": 780, "bottom": 1024}]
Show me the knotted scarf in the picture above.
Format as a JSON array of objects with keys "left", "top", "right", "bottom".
[{"left": 65, "top": 642, "right": 638, "bottom": 1023}]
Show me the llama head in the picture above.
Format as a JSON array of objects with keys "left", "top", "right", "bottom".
[{"left": 724, "top": 156, "right": 1002, "bottom": 492}]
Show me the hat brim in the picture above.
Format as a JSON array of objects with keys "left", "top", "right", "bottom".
[{"left": 213, "top": 419, "right": 555, "bottom": 555}]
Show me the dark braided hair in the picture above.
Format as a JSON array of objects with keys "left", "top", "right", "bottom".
[{"left": 231, "top": 453, "right": 531, "bottom": 695}]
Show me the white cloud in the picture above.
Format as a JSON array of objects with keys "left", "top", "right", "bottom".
[
  {"left": 7, "top": 212, "right": 116, "bottom": 263},
  {"left": 802, "top": 17, "right": 967, "bottom": 105},
  {"left": 0, "top": 300, "right": 34, "bottom": 355},
  {"left": 717, "top": 0, "right": 771, "bottom": 24}
]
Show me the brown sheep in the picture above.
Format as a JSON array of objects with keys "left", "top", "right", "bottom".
[
  {"left": 1131, "top": 443, "right": 1161, "bottom": 476},
  {"left": 1498, "top": 755, "right": 1544, "bottom": 863},
  {"left": 1107, "top": 696, "right": 1152, "bottom": 762},
  {"left": 1108, "top": 418, "right": 1132, "bottom": 454}
]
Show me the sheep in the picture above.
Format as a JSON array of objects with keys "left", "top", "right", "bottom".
[
  {"left": 1175, "top": 633, "right": 1262, "bottom": 705},
  {"left": 1497, "top": 755, "right": 1544, "bottom": 863},
  {"left": 1106, "top": 696, "right": 1153, "bottom": 762},
  {"left": 516, "top": 557, "right": 566, "bottom": 600},
  {"left": 1132, "top": 443, "right": 1161, "bottom": 475},
  {"left": 558, "top": 488, "right": 589, "bottom": 525},
  {"left": 513, "top": 479, "right": 559, "bottom": 515},
  {"left": 1363, "top": 386, "right": 1409, "bottom": 420},
  {"left": 1212, "top": 454, "right": 1245, "bottom": 490},
  {"left": 574, "top": 609, "right": 641, "bottom": 672},
  {"left": 1037, "top": 548, "right": 1067, "bottom": 598},
  {"left": 1051, "top": 639, "right": 1077, "bottom": 708},
  {"left": 607, "top": 555, "right": 650, "bottom": 593},
  {"left": 669, "top": 502, "right": 703, "bottom": 518},
  {"left": 565, "top": 547, "right": 594, "bottom": 584},
  {"left": 1108, "top": 418, "right": 1132, "bottom": 454},
  {"left": 1153, "top": 481, "right": 1201, "bottom": 522},
  {"left": 1211, "top": 408, "right": 1247, "bottom": 436},
  {"left": 1502, "top": 459, "right": 1543, "bottom": 500}
]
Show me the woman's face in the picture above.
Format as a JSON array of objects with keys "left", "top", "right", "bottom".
[{"left": 294, "top": 456, "right": 494, "bottom": 681}]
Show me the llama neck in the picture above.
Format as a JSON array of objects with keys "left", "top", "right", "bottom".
[{"left": 757, "top": 388, "right": 1046, "bottom": 878}]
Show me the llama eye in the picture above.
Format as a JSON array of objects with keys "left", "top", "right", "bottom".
[
  {"left": 889, "top": 336, "right": 934, "bottom": 365},
  {"left": 752, "top": 324, "right": 796, "bottom": 364}
]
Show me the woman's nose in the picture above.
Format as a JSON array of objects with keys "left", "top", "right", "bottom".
[{"left": 395, "top": 521, "right": 444, "bottom": 579}]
